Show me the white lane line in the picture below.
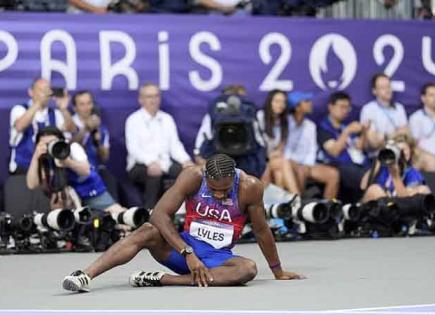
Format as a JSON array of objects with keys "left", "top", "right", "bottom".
[{"left": 325, "top": 303, "right": 435, "bottom": 313}]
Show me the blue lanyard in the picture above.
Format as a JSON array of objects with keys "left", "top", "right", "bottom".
[{"left": 377, "top": 101, "right": 398, "bottom": 129}]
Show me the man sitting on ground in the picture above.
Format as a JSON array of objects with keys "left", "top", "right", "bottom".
[{"left": 62, "top": 154, "right": 304, "bottom": 291}]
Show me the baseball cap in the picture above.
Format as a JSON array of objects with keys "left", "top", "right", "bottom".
[{"left": 288, "top": 91, "right": 313, "bottom": 109}]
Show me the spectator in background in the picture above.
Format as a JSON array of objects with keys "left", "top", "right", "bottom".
[
  {"left": 9, "top": 78, "right": 75, "bottom": 175},
  {"left": 317, "top": 92, "right": 369, "bottom": 203},
  {"left": 285, "top": 92, "right": 339, "bottom": 199},
  {"left": 125, "top": 83, "right": 194, "bottom": 209},
  {"left": 67, "top": 0, "right": 111, "bottom": 13},
  {"left": 257, "top": 90, "right": 300, "bottom": 194},
  {"left": 71, "top": 90, "right": 119, "bottom": 200},
  {"left": 409, "top": 82, "right": 435, "bottom": 172},
  {"left": 71, "top": 91, "right": 109, "bottom": 168},
  {"left": 360, "top": 73, "right": 409, "bottom": 154},
  {"left": 360, "top": 134, "right": 431, "bottom": 202}
]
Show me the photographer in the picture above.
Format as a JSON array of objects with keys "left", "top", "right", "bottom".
[
  {"left": 360, "top": 134, "right": 431, "bottom": 203},
  {"left": 71, "top": 91, "right": 109, "bottom": 167},
  {"left": 9, "top": 78, "right": 76, "bottom": 174},
  {"left": 26, "top": 127, "right": 125, "bottom": 217}
]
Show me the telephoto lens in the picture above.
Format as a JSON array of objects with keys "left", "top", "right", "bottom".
[
  {"left": 391, "top": 194, "right": 435, "bottom": 218},
  {"left": 47, "top": 139, "right": 71, "bottom": 160},
  {"left": 264, "top": 195, "right": 300, "bottom": 220},
  {"left": 113, "top": 207, "right": 150, "bottom": 228},
  {"left": 33, "top": 209, "right": 75, "bottom": 231},
  {"left": 342, "top": 203, "right": 361, "bottom": 222},
  {"left": 378, "top": 141, "right": 401, "bottom": 166},
  {"left": 293, "top": 200, "right": 329, "bottom": 224}
]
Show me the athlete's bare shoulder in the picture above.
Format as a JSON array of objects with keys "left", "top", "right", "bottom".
[
  {"left": 174, "top": 165, "right": 204, "bottom": 195},
  {"left": 238, "top": 170, "right": 264, "bottom": 205}
]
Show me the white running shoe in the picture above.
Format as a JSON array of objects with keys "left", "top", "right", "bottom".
[
  {"left": 62, "top": 270, "right": 91, "bottom": 292},
  {"left": 129, "top": 271, "right": 165, "bottom": 287}
]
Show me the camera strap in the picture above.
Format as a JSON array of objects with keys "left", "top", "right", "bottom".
[{"left": 377, "top": 101, "right": 399, "bottom": 130}]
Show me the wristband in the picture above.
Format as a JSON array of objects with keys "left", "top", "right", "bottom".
[{"left": 269, "top": 262, "right": 281, "bottom": 270}]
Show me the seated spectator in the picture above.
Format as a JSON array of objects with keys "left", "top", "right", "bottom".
[
  {"left": 70, "top": 90, "right": 119, "bottom": 201},
  {"left": 67, "top": 0, "right": 111, "bottom": 13},
  {"left": 285, "top": 91, "right": 339, "bottom": 199},
  {"left": 26, "top": 126, "right": 125, "bottom": 216},
  {"left": 257, "top": 90, "right": 299, "bottom": 194},
  {"left": 360, "top": 134, "right": 431, "bottom": 202},
  {"left": 409, "top": 82, "right": 435, "bottom": 172},
  {"left": 9, "top": 78, "right": 75, "bottom": 175},
  {"left": 125, "top": 83, "right": 193, "bottom": 209},
  {"left": 360, "top": 73, "right": 409, "bottom": 155},
  {"left": 71, "top": 91, "right": 109, "bottom": 168},
  {"left": 317, "top": 91, "right": 369, "bottom": 203}
]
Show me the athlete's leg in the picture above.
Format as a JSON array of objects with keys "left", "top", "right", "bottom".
[
  {"left": 85, "top": 223, "right": 172, "bottom": 279},
  {"left": 147, "top": 255, "right": 257, "bottom": 286}
]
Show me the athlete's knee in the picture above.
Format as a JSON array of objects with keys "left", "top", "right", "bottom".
[
  {"left": 238, "top": 259, "right": 257, "bottom": 284},
  {"left": 130, "top": 223, "right": 160, "bottom": 248}
]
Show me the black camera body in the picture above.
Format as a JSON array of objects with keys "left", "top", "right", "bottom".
[
  {"left": 210, "top": 95, "right": 257, "bottom": 156},
  {"left": 378, "top": 140, "right": 402, "bottom": 166},
  {"left": 47, "top": 139, "right": 71, "bottom": 160}
]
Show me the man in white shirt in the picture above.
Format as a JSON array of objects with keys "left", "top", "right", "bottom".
[
  {"left": 360, "top": 73, "right": 409, "bottom": 153},
  {"left": 284, "top": 92, "right": 339, "bottom": 199},
  {"left": 125, "top": 83, "right": 193, "bottom": 208},
  {"left": 410, "top": 82, "right": 435, "bottom": 172},
  {"left": 9, "top": 78, "right": 75, "bottom": 174}
]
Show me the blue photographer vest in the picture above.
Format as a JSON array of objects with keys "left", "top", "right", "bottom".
[
  {"left": 11, "top": 103, "right": 57, "bottom": 172},
  {"left": 66, "top": 165, "right": 107, "bottom": 199}
]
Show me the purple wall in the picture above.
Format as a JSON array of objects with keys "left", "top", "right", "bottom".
[{"left": 1, "top": 13, "right": 434, "bottom": 184}]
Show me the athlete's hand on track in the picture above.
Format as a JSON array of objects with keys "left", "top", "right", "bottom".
[
  {"left": 273, "top": 270, "right": 306, "bottom": 280},
  {"left": 186, "top": 254, "right": 213, "bottom": 287}
]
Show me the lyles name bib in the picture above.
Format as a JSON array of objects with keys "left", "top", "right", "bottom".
[{"left": 189, "top": 220, "right": 234, "bottom": 249}]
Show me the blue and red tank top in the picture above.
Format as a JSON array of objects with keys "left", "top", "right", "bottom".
[{"left": 184, "top": 169, "right": 247, "bottom": 249}]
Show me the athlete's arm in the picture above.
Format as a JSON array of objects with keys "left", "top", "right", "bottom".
[
  {"left": 150, "top": 166, "right": 200, "bottom": 251},
  {"left": 245, "top": 177, "right": 305, "bottom": 280},
  {"left": 149, "top": 166, "right": 213, "bottom": 287}
]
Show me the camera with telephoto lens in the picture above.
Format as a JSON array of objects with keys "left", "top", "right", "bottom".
[
  {"left": 378, "top": 140, "right": 401, "bottom": 166},
  {"left": 47, "top": 139, "right": 70, "bottom": 160},
  {"left": 293, "top": 200, "right": 330, "bottom": 224},
  {"left": 342, "top": 203, "right": 361, "bottom": 222},
  {"left": 265, "top": 197, "right": 330, "bottom": 224},
  {"left": 112, "top": 207, "right": 150, "bottom": 228},
  {"left": 33, "top": 209, "right": 76, "bottom": 231},
  {"left": 390, "top": 194, "right": 435, "bottom": 218},
  {"left": 0, "top": 213, "right": 35, "bottom": 238}
]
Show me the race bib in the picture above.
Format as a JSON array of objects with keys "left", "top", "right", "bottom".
[{"left": 189, "top": 220, "right": 234, "bottom": 249}]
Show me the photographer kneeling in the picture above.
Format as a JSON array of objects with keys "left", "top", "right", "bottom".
[
  {"left": 361, "top": 134, "right": 431, "bottom": 202},
  {"left": 26, "top": 126, "right": 126, "bottom": 218}
]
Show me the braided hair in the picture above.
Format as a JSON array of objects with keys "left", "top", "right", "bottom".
[{"left": 204, "top": 154, "right": 236, "bottom": 180}]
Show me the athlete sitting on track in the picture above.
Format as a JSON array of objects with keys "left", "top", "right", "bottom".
[{"left": 62, "top": 153, "right": 305, "bottom": 291}]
